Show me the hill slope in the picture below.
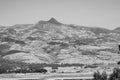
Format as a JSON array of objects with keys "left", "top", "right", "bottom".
[{"left": 0, "top": 18, "right": 120, "bottom": 64}]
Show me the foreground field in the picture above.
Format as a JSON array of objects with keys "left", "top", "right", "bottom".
[
  {"left": 0, "top": 63, "right": 117, "bottom": 80},
  {"left": 0, "top": 73, "right": 45, "bottom": 80},
  {"left": 0, "top": 73, "right": 93, "bottom": 80},
  {"left": 0, "top": 71, "right": 113, "bottom": 80}
]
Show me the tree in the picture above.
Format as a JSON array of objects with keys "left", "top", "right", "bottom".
[
  {"left": 101, "top": 71, "right": 107, "bottom": 80},
  {"left": 108, "top": 68, "right": 120, "bottom": 80},
  {"left": 93, "top": 71, "right": 102, "bottom": 80}
]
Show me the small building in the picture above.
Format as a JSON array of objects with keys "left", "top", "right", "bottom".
[
  {"left": 51, "top": 66, "right": 58, "bottom": 73},
  {"left": 44, "top": 67, "right": 52, "bottom": 73}
]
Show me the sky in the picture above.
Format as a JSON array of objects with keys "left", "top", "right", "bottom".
[{"left": 0, "top": 0, "right": 120, "bottom": 29}]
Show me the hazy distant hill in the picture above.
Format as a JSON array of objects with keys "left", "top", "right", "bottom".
[
  {"left": 0, "top": 18, "right": 120, "bottom": 64},
  {"left": 113, "top": 27, "right": 120, "bottom": 34}
]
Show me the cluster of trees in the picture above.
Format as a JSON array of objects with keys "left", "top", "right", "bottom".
[
  {"left": 109, "top": 68, "right": 120, "bottom": 80},
  {"left": 0, "top": 67, "right": 47, "bottom": 74},
  {"left": 0, "top": 57, "right": 86, "bottom": 74},
  {"left": 1, "top": 37, "right": 25, "bottom": 44},
  {"left": 93, "top": 71, "right": 107, "bottom": 80},
  {"left": 93, "top": 68, "right": 120, "bottom": 80},
  {"left": 0, "top": 58, "right": 47, "bottom": 74},
  {"left": 0, "top": 58, "right": 84, "bottom": 74},
  {"left": 73, "top": 38, "right": 96, "bottom": 45},
  {"left": 38, "top": 63, "right": 84, "bottom": 67}
]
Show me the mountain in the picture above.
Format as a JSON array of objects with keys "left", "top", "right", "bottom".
[{"left": 0, "top": 18, "right": 120, "bottom": 65}]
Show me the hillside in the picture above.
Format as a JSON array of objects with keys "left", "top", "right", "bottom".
[{"left": 0, "top": 18, "right": 120, "bottom": 64}]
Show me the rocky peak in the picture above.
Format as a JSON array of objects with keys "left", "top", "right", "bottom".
[{"left": 48, "top": 17, "right": 62, "bottom": 25}]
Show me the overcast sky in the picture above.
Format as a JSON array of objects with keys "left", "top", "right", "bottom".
[{"left": 0, "top": 0, "right": 120, "bottom": 29}]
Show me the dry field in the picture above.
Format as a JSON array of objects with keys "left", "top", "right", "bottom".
[{"left": 0, "top": 73, "right": 94, "bottom": 80}]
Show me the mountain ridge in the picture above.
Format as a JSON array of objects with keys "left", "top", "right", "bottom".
[{"left": 0, "top": 18, "right": 120, "bottom": 64}]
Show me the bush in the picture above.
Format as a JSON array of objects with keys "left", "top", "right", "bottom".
[{"left": 117, "top": 61, "right": 120, "bottom": 65}]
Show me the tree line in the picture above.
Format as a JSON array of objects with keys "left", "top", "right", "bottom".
[{"left": 93, "top": 67, "right": 120, "bottom": 80}]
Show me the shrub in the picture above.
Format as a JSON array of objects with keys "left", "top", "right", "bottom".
[{"left": 117, "top": 61, "right": 120, "bottom": 65}]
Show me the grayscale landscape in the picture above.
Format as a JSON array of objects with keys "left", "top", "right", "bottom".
[
  {"left": 0, "top": 0, "right": 120, "bottom": 80},
  {"left": 0, "top": 17, "right": 120, "bottom": 80}
]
